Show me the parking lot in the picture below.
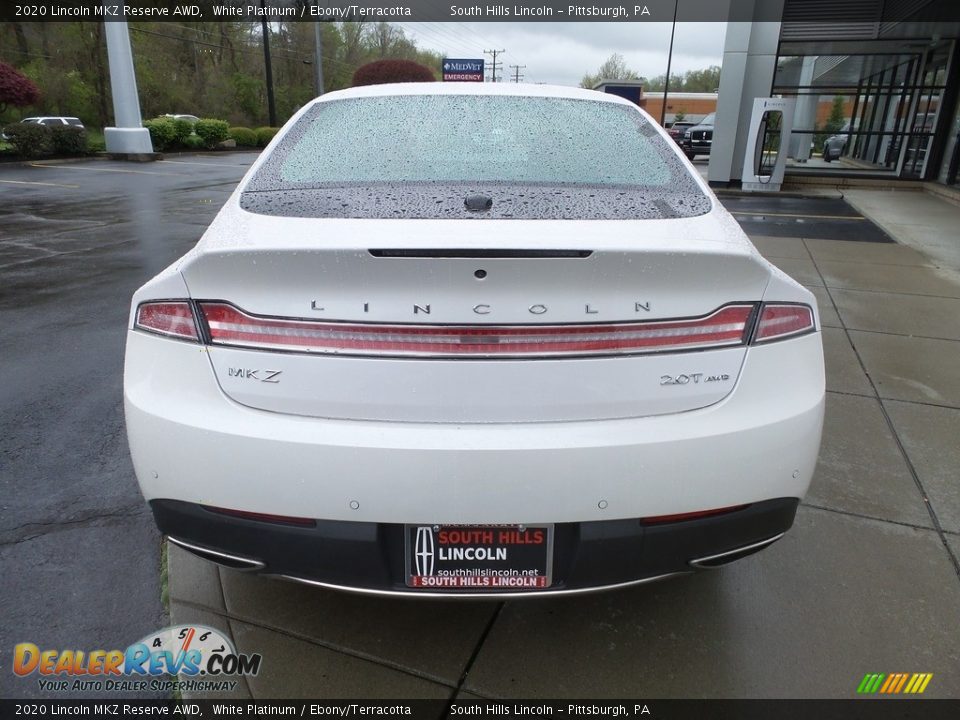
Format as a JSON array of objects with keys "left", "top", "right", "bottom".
[{"left": 2, "top": 155, "right": 959, "bottom": 700}]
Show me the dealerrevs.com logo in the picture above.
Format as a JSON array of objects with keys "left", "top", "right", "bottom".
[{"left": 12, "top": 625, "right": 261, "bottom": 693}]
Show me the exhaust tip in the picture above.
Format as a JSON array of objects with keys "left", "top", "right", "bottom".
[
  {"left": 168, "top": 536, "right": 265, "bottom": 572},
  {"left": 688, "top": 532, "right": 785, "bottom": 569}
]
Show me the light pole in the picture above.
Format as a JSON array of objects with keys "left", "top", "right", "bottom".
[
  {"left": 103, "top": 2, "right": 153, "bottom": 155},
  {"left": 261, "top": 0, "right": 277, "bottom": 126},
  {"left": 659, "top": 0, "right": 679, "bottom": 127},
  {"left": 314, "top": 18, "right": 324, "bottom": 96}
]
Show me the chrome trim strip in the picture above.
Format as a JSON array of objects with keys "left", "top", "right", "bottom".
[
  {"left": 167, "top": 536, "right": 266, "bottom": 571},
  {"left": 275, "top": 571, "right": 689, "bottom": 599},
  {"left": 688, "top": 532, "right": 785, "bottom": 569}
]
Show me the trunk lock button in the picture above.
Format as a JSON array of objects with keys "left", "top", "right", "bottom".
[{"left": 465, "top": 195, "right": 493, "bottom": 212}]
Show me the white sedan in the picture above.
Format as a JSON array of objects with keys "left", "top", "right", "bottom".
[{"left": 124, "top": 83, "right": 824, "bottom": 597}]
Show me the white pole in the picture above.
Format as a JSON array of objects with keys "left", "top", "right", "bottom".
[{"left": 103, "top": 3, "right": 154, "bottom": 155}]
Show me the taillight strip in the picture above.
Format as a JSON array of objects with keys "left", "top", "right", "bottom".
[
  {"left": 197, "top": 302, "right": 755, "bottom": 358},
  {"left": 134, "top": 301, "right": 199, "bottom": 341},
  {"left": 754, "top": 303, "right": 816, "bottom": 343}
]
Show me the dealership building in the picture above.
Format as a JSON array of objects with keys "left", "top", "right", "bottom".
[{"left": 706, "top": 0, "right": 960, "bottom": 189}]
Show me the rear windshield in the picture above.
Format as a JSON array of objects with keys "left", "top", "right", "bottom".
[{"left": 242, "top": 94, "right": 711, "bottom": 220}]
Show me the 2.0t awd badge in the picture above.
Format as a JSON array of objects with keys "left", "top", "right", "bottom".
[{"left": 660, "top": 373, "right": 730, "bottom": 386}]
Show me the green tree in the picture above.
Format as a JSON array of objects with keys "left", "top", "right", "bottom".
[
  {"left": 646, "top": 66, "right": 721, "bottom": 93},
  {"left": 826, "top": 95, "right": 845, "bottom": 132},
  {"left": 0, "top": 21, "right": 445, "bottom": 129}
]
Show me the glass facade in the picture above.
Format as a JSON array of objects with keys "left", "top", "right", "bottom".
[{"left": 772, "top": 40, "right": 956, "bottom": 182}]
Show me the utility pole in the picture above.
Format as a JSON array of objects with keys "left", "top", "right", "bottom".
[
  {"left": 509, "top": 65, "right": 526, "bottom": 83},
  {"left": 261, "top": 0, "right": 277, "bottom": 126},
  {"left": 484, "top": 49, "right": 505, "bottom": 82}
]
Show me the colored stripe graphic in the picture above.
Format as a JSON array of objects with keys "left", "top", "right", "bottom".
[
  {"left": 879, "top": 674, "right": 896, "bottom": 693},
  {"left": 857, "top": 672, "right": 932, "bottom": 694},
  {"left": 857, "top": 674, "right": 884, "bottom": 694},
  {"left": 906, "top": 673, "right": 933, "bottom": 694},
  {"left": 893, "top": 674, "right": 909, "bottom": 693}
]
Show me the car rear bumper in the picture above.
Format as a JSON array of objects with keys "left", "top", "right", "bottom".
[
  {"left": 154, "top": 497, "right": 799, "bottom": 596},
  {"left": 125, "top": 329, "right": 824, "bottom": 526},
  {"left": 683, "top": 140, "right": 713, "bottom": 154}
]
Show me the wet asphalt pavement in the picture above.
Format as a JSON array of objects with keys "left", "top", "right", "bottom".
[{"left": 0, "top": 154, "right": 257, "bottom": 698}]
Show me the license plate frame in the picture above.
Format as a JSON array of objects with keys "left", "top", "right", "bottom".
[{"left": 404, "top": 524, "right": 553, "bottom": 591}]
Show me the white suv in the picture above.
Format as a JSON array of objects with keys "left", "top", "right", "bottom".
[
  {"left": 20, "top": 116, "right": 84, "bottom": 128},
  {"left": 124, "top": 83, "right": 824, "bottom": 597}
]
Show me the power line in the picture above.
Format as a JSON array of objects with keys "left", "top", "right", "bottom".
[{"left": 509, "top": 64, "right": 526, "bottom": 83}]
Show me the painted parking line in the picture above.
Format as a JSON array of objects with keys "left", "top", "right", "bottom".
[
  {"left": 27, "top": 162, "right": 180, "bottom": 176},
  {"left": 730, "top": 211, "right": 867, "bottom": 221},
  {"left": 158, "top": 160, "right": 255, "bottom": 168},
  {"left": 0, "top": 178, "right": 80, "bottom": 189}
]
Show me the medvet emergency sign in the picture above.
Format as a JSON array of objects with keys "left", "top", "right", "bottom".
[{"left": 442, "top": 59, "right": 485, "bottom": 82}]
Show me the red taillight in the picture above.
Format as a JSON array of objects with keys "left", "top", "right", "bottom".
[
  {"left": 197, "top": 302, "right": 756, "bottom": 358},
  {"left": 135, "top": 301, "right": 199, "bottom": 341},
  {"left": 754, "top": 303, "right": 815, "bottom": 343}
]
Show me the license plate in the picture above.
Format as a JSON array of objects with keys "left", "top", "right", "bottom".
[{"left": 405, "top": 524, "right": 553, "bottom": 590}]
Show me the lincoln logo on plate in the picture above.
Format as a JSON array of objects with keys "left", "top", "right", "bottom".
[{"left": 414, "top": 526, "right": 435, "bottom": 576}]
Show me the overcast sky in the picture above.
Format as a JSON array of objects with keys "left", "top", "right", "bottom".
[{"left": 396, "top": 22, "right": 727, "bottom": 86}]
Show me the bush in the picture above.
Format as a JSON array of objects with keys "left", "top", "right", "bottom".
[
  {"left": 50, "top": 125, "right": 87, "bottom": 155},
  {"left": 3, "top": 122, "right": 52, "bottom": 158},
  {"left": 143, "top": 117, "right": 176, "bottom": 151},
  {"left": 254, "top": 126, "right": 279, "bottom": 147},
  {"left": 194, "top": 118, "right": 230, "bottom": 148},
  {"left": 184, "top": 134, "right": 205, "bottom": 150},
  {"left": 352, "top": 59, "right": 435, "bottom": 87},
  {"left": 228, "top": 126, "right": 257, "bottom": 147},
  {"left": 171, "top": 118, "right": 194, "bottom": 145}
]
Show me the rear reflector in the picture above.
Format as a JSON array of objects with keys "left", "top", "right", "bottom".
[
  {"left": 204, "top": 505, "right": 317, "bottom": 528},
  {"left": 754, "top": 303, "right": 815, "bottom": 343},
  {"left": 642, "top": 504, "right": 749, "bottom": 525},
  {"left": 197, "top": 302, "right": 756, "bottom": 358},
  {"left": 135, "top": 301, "right": 199, "bottom": 341}
]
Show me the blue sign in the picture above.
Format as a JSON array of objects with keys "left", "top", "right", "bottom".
[{"left": 443, "top": 58, "right": 485, "bottom": 82}]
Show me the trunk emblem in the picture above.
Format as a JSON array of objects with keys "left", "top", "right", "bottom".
[{"left": 228, "top": 368, "right": 282, "bottom": 383}]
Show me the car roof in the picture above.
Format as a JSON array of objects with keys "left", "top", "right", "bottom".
[{"left": 311, "top": 82, "right": 639, "bottom": 109}]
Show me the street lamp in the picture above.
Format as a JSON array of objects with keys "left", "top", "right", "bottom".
[{"left": 659, "top": 0, "right": 679, "bottom": 127}]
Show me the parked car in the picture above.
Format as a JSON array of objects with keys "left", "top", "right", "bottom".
[
  {"left": 823, "top": 122, "right": 854, "bottom": 162},
  {"left": 2, "top": 116, "right": 84, "bottom": 140},
  {"left": 20, "top": 116, "right": 85, "bottom": 128},
  {"left": 667, "top": 120, "right": 695, "bottom": 144},
  {"left": 163, "top": 114, "right": 200, "bottom": 124},
  {"left": 682, "top": 112, "right": 715, "bottom": 159},
  {"left": 125, "top": 83, "right": 824, "bottom": 597}
]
